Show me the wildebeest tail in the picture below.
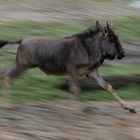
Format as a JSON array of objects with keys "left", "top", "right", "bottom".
[{"left": 0, "top": 39, "right": 22, "bottom": 48}]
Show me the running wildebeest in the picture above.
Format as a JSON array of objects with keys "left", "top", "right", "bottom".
[{"left": 0, "top": 21, "right": 136, "bottom": 113}]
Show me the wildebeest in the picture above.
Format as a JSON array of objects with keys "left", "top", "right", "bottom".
[{"left": 0, "top": 21, "right": 136, "bottom": 113}]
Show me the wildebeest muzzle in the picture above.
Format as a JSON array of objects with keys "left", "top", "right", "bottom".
[{"left": 117, "top": 50, "right": 125, "bottom": 59}]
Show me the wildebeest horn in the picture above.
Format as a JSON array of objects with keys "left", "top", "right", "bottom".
[
  {"left": 88, "top": 21, "right": 100, "bottom": 30},
  {"left": 106, "top": 21, "right": 113, "bottom": 30},
  {"left": 96, "top": 20, "right": 100, "bottom": 25},
  {"left": 95, "top": 20, "right": 103, "bottom": 32}
]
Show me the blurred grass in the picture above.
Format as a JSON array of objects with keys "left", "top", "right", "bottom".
[
  {"left": 6, "top": 67, "right": 139, "bottom": 103},
  {"left": 116, "top": 16, "right": 140, "bottom": 42},
  {"left": 0, "top": 21, "right": 86, "bottom": 39},
  {"left": 0, "top": 16, "right": 139, "bottom": 42},
  {"left": 99, "top": 65, "right": 140, "bottom": 75},
  {"left": 0, "top": 17, "right": 139, "bottom": 102},
  {"left": 80, "top": 85, "right": 140, "bottom": 101}
]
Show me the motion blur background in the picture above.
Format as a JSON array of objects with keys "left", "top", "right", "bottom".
[
  {"left": 0, "top": 0, "right": 140, "bottom": 140},
  {"left": 0, "top": 0, "right": 139, "bottom": 101}
]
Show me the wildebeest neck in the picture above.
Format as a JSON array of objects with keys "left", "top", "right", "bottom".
[{"left": 81, "top": 35, "right": 105, "bottom": 65}]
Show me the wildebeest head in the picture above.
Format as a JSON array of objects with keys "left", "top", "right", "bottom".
[{"left": 100, "top": 21, "right": 125, "bottom": 60}]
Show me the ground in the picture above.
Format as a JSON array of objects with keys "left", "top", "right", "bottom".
[
  {"left": 0, "top": 0, "right": 138, "bottom": 22},
  {"left": 0, "top": 100, "right": 140, "bottom": 140},
  {"left": 0, "top": 0, "right": 139, "bottom": 140}
]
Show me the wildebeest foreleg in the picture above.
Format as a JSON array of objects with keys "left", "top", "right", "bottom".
[
  {"left": 88, "top": 70, "right": 136, "bottom": 113},
  {"left": 0, "top": 62, "right": 27, "bottom": 109}
]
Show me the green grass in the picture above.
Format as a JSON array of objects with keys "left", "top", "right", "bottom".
[
  {"left": 0, "top": 16, "right": 139, "bottom": 43},
  {"left": 0, "top": 18, "right": 139, "bottom": 102},
  {"left": 99, "top": 65, "right": 140, "bottom": 75},
  {"left": 80, "top": 84, "right": 140, "bottom": 101},
  {"left": 115, "top": 16, "right": 140, "bottom": 42},
  {"left": 0, "top": 65, "right": 138, "bottom": 103},
  {"left": 0, "top": 21, "right": 86, "bottom": 40}
]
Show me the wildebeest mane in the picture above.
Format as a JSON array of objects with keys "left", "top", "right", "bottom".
[
  {"left": 64, "top": 28, "right": 98, "bottom": 59},
  {"left": 64, "top": 28, "right": 95, "bottom": 40}
]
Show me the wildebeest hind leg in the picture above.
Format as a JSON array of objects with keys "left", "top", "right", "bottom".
[
  {"left": 0, "top": 62, "right": 27, "bottom": 109},
  {"left": 66, "top": 63, "right": 81, "bottom": 95}
]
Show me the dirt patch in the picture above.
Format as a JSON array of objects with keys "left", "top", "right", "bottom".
[
  {"left": 0, "top": 0, "right": 139, "bottom": 22},
  {"left": 0, "top": 100, "right": 140, "bottom": 140}
]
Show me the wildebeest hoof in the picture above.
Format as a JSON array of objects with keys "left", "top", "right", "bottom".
[
  {"left": 69, "top": 86, "right": 81, "bottom": 94},
  {"left": 129, "top": 108, "right": 136, "bottom": 113},
  {"left": 122, "top": 104, "right": 136, "bottom": 113}
]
